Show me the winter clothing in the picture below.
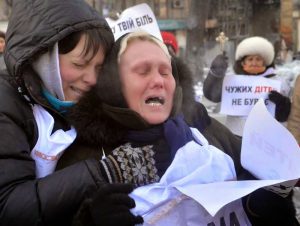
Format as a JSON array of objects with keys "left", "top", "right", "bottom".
[
  {"left": 235, "top": 36, "right": 275, "bottom": 66},
  {"left": 245, "top": 188, "right": 297, "bottom": 226},
  {"left": 161, "top": 31, "right": 179, "bottom": 54},
  {"left": 57, "top": 33, "right": 297, "bottom": 225},
  {"left": 209, "top": 53, "right": 228, "bottom": 78},
  {"left": 73, "top": 183, "right": 144, "bottom": 226},
  {"left": 58, "top": 55, "right": 242, "bottom": 175},
  {"left": 288, "top": 76, "right": 300, "bottom": 144},
  {"left": 203, "top": 37, "right": 291, "bottom": 136},
  {"left": 0, "top": 0, "right": 116, "bottom": 225},
  {"left": 172, "top": 57, "right": 245, "bottom": 176},
  {"left": 0, "top": 53, "right": 5, "bottom": 70},
  {"left": 269, "top": 90, "right": 291, "bottom": 122}
]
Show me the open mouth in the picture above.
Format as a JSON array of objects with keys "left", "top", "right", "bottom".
[
  {"left": 145, "top": 97, "right": 165, "bottom": 106},
  {"left": 71, "top": 86, "right": 85, "bottom": 96}
]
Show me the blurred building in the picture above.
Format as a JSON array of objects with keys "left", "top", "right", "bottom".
[
  {"left": 293, "top": 0, "right": 300, "bottom": 54},
  {"left": 0, "top": 0, "right": 297, "bottom": 67},
  {"left": 93, "top": 0, "right": 283, "bottom": 80}
]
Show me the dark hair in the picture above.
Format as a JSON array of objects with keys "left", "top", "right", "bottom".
[
  {"left": 0, "top": 30, "right": 5, "bottom": 39},
  {"left": 58, "top": 27, "right": 114, "bottom": 61}
]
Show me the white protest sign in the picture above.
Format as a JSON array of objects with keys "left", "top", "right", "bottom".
[
  {"left": 105, "top": 3, "right": 162, "bottom": 41},
  {"left": 241, "top": 99, "right": 300, "bottom": 180},
  {"left": 220, "top": 74, "right": 281, "bottom": 116}
]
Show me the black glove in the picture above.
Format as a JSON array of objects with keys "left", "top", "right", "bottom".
[
  {"left": 264, "top": 180, "right": 298, "bottom": 198},
  {"left": 209, "top": 54, "right": 228, "bottom": 78},
  {"left": 268, "top": 90, "right": 291, "bottom": 122},
  {"left": 243, "top": 188, "right": 298, "bottom": 226},
  {"left": 73, "top": 183, "right": 143, "bottom": 226}
]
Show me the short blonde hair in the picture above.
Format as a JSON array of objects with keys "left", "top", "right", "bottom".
[{"left": 117, "top": 30, "right": 171, "bottom": 63}]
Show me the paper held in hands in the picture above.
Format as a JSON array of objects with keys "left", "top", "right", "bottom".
[
  {"left": 130, "top": 99, "right": 300, "bottom": 225},
  {"left": 241, "top": 98, "right": 300, "bottom": 180}
]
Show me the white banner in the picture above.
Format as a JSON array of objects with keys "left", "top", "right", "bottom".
[
  {"left": 220, "top": 74, "right": 281, "bottom": 116},
  {"left": 105, "top": 3, "right": 162, "bottom": 41}
]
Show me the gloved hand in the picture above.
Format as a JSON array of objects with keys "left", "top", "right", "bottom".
[
  {"left": 244, "top": 188, "right": 297, "bottom": 225},
  {"left": 263, "top": 179, "right": 298, "bottom": 198},
  {"left": 73, "top": 183, "right": 143, "bottom": 226},
  {"left": 209, "top": 53, "right": 228, "bottom": 78},
  {"left": 163, "top": 115, "right": 193, "bottom": 159},
  {"left": 268, "top": 90, "right": 291, "bottom": 122}
]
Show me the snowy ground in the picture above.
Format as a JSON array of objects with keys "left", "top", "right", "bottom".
[{"left": 275, "top": 60, "right": 300, "bottom": 96}]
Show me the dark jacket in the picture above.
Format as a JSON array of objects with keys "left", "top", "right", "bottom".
[
  {"left": 59, "top": 44, "right": 298, "bottom": 224},
  {"left": 0, "top": 53, "right": 5, "bottom": 70},
  {"left": 0, "top": 0, "right": 112, "bottom": 225},
  {"left": 173, "top": 57, "right": 244, "bottom": 176}
]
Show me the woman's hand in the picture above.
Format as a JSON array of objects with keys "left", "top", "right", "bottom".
[{"left": 73, "top": 183, "right": 143, "bottom": 226}]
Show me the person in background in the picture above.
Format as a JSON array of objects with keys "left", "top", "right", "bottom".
[
  {"left": 57, "top": 31, "right": 298, "bottom": 226},
  {"left": 203, "top": 36, "right": 291, "bottom": 136},
  {"left": 0, "top": 30, "right": 6, "bottom": 70},
  {"left": 0, "top": 0, "right": 141, "bottom": 225},
  {"left": 161, "top": 31, "right": 179, "bottom": 56}
]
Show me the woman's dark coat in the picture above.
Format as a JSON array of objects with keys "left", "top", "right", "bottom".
[
  {"left": 0, "top": 0, "right": 113, "bottom": 225},
  {"left": 60, "top": 46, "right": 298, "bottom": 225}
]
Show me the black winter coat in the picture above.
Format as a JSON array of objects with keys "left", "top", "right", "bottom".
[
  {"left": 0, "top": 0, "right": 112, "bottom": 225},
  {"left": 58, "top": 53, "right": 298, "bottom": 225}
]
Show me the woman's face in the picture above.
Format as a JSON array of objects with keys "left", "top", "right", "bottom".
[
  {"left": 59, "top": 34, "right": 105, "bottom": 102},
  {"left": 241, "top": 55, "right": 266, "bottom": 74},
  {"left": 119, "top": 39, "right": 176, "bottom": 125}
]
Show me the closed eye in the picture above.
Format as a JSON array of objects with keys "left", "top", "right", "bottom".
[
  {"left": 160, "top": 67, "right": 172, "bottom": 76},
  {"left": 136, "top": 66, "right": 151, "bottom": 75},
  {"left": 73, "top": 63, "right": 85, "bottom": 68}
]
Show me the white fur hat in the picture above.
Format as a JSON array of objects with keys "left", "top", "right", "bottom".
[{"left": 235, "top": 36, "right": 275, "bottom": 66}]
